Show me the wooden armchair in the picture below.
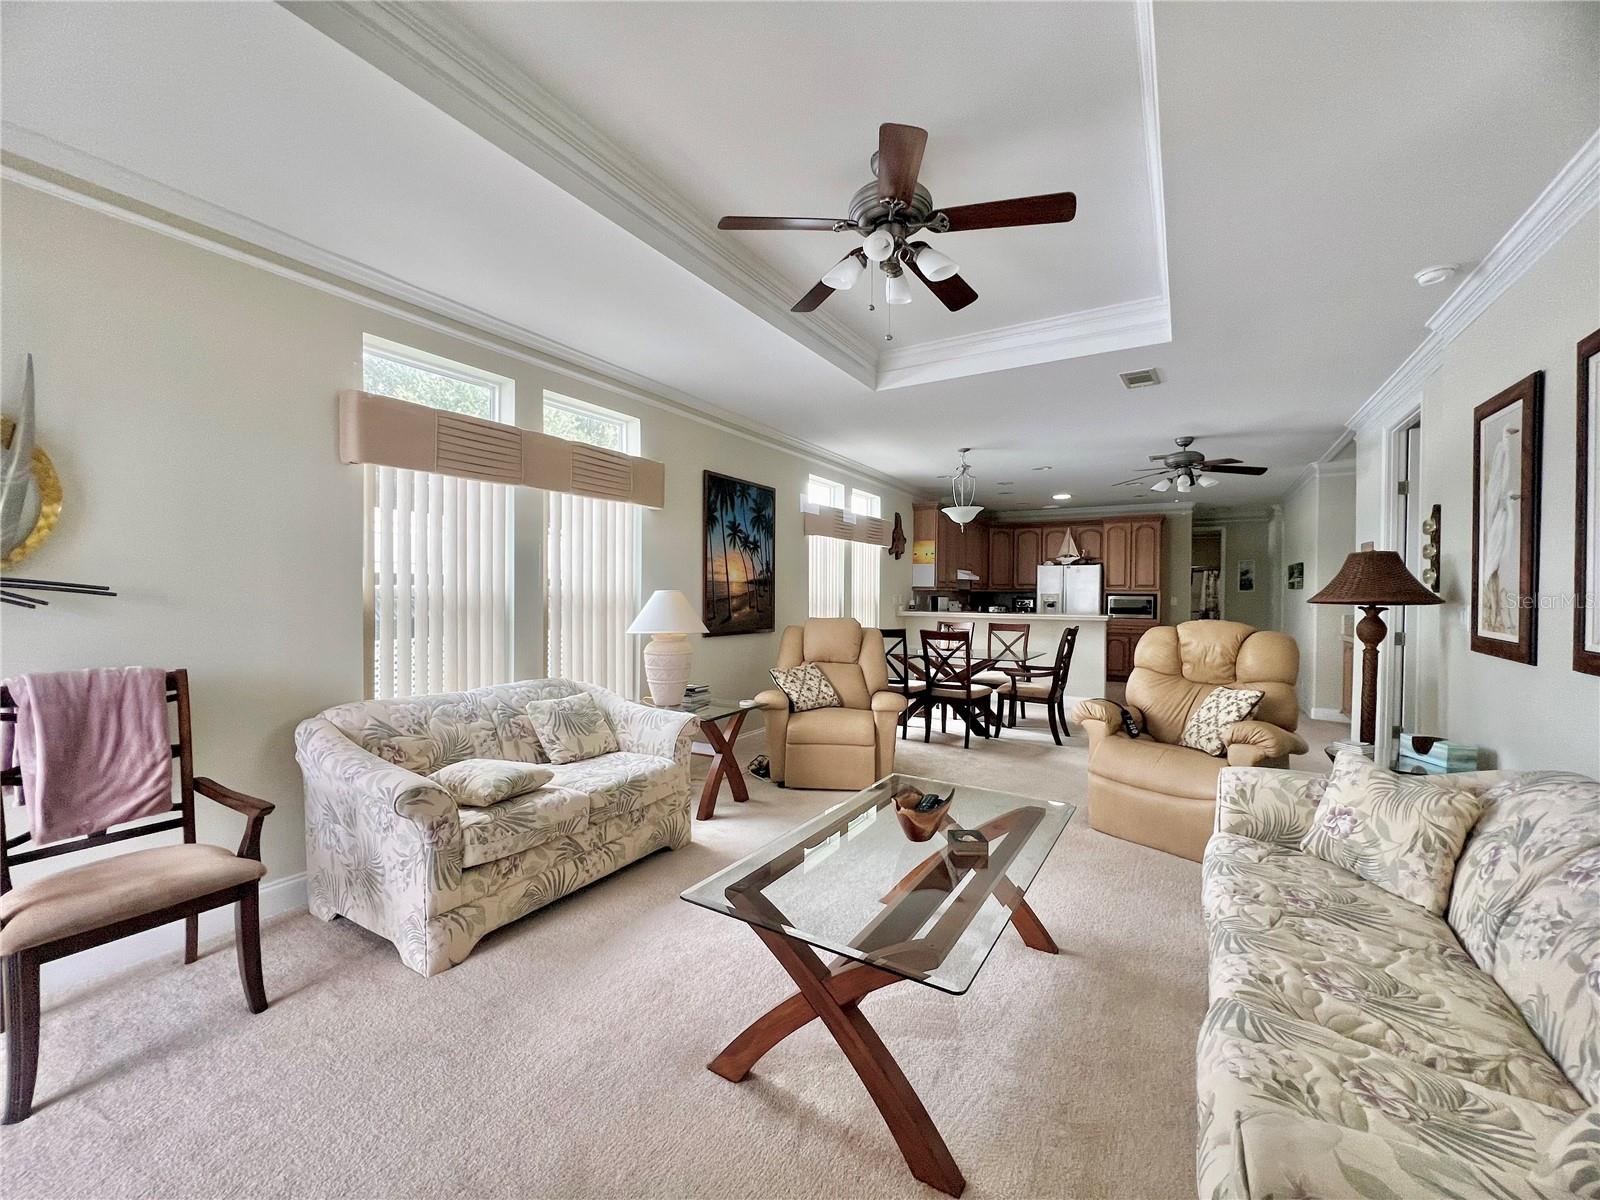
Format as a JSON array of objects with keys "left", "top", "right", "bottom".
[{"left": 0, "top": 669, "right": 274, "bottom": 1123}]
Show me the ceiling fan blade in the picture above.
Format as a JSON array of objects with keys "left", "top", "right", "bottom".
[
  {"left": 1200, "top": 458, "right": 1243, "bottom": 466},
  {"left": 877, "top": 123, "right": 928, "bottom": 203},
  {"left": 791, "top": 279, "right": 836, "bottom": 313},
  {"left": 938, "top": 192, "right": 1077, "bottom": 232},
  {"left": 717, "top": 216, "right": 848, "bottom": 231},
  {"left": 1203, "top": 464, "right": 1269, "bottom": 476},
  {"left": 1113, "top": 476, "right": 1160, "bottom": 487},
  {"left": 905, "top": 242, "right": 977, "bottom": 311},
  {"left": 1148, "top": 454, "right": 1172, "bottom": 462}
]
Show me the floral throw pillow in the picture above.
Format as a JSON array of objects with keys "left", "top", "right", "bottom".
[
  {"left": 428, "top": 759, "right": 553, "bottom": 807},
  {"left": 768, "top": 663, "right": 841, "bottom": 712},
  {"left": 1178, "top": 687, "right": 1264, "bottom": 756},
  {"left": 1300, "top": 751, "right": 1487, "bottom": 914},
  {"left": 525, "top": 692, "right": 620, "bottom": 764}
]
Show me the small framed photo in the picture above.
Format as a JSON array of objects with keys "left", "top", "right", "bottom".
[
  {"left": 1576, "top": 329, "right": 1600, "bottom": 675},
  {"left": 1286, "top": 562, "right": 1304, "bottom": 590},
  {"left": 1237, "top": 559, "right": 1255, "bottom": 592},
  {"left": 1471, "top": 372, "right": 1543, "bottom": 664}
]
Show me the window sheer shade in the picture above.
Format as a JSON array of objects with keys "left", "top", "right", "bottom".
[
  {"left": 370, "top": 465, "right": 511, "bottom": 698},
  {"left": 546, "top": 490, "right": 639, "bottom": 695},
  {"left": 807, "top": 475, "right": 848, "bottom": 619},
  {"left": 849, "top": 490, "right": 882, "bottom": 627}
]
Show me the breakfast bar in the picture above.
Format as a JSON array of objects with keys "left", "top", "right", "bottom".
[{"left": 896, "top": 610, "right": 1109, "bottom": 708}]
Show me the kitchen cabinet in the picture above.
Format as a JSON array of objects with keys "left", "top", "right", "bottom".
[
  {"left": 934, "top": 506, "right": 961, "bottom": 587},
  {"left": 1071, "top": 524, "right": 1104, "bottom": 563},
  {"left": 988, "top": 527, "right": 1015, "bottom": 590},
  {"left": 961, "top": 520, "right": 988, "bottom": 585},
  {"left": 1107, "top": 617, "right": 1158, "bottom": 682},
  {"left": 1014, "top": 527, "right": 1042, "bottom": 589},
  {"left": 1042, "top": 525, "right": 1072, "bottom": 560},
  {"left": 1102, "top": 516, "right": 1163, "bottom": 596}
]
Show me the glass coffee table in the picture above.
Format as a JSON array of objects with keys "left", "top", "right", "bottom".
[{"left": 681, "top": 773, "right": 1074, "bottom": 1198}]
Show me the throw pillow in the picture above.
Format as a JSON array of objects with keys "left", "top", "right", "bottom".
[
  {"left": 428, "top": 759, "right": 553, "bottom": 808},
  {"left": 768, "top": 662, "right": 841, "bottom": 712},
  {"left": 1300, "top": 751, "right": 1487, "bottom": 914},
  {"left": 1529, "top": 1105, "right": 1599, "bottom": 1198},
  {"left": 525, "top": 692, "right": 620, "bottom": 764},
  {"left": 1178, "top": 687, "right": 1264, "bottom": 756}
]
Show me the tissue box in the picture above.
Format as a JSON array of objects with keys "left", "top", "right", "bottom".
[{"left": 1396, "top": 734, "right": 1480, "bottom": 775}]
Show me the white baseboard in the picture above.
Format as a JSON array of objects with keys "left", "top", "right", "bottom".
[
  {"left": 1309, "top": 707, "right": 1348, "bottom": 724},
  {"left": 38, "top": 871, "right": 308, "bottom": 1001}
]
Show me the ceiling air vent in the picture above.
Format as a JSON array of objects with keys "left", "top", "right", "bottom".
[{"left": 1119, "top": 368, "right": 1161, "bottom": 389}]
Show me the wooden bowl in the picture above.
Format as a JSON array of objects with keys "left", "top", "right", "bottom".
[{"left": 893, "top": 787, "right": 949, "bottom": 842}]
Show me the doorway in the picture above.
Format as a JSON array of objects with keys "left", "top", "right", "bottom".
[
  {"left": 1191, "top": 530, "right": 1223, "bottom": 620},
  {"left": 1394, "top": 418, "right": 1423, "bottom": 734}
]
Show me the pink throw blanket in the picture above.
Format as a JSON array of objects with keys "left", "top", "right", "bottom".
[{"left": 2, "top": 668, "right": 173, "bottom": 845}]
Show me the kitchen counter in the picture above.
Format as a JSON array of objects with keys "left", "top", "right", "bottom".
[{"left": 894, "top": 610, "right": 1108, "bottom": 709}]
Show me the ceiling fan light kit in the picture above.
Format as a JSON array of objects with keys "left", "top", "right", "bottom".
[
  {"left": 718, "top": 122, "right": 1076, "bottom": 321},
  {"left": 821, "top": 252, "right": 866, "bottom": 290},
  {"left": 1113, "top": 436, "right": 1270, "bottom": 493}
]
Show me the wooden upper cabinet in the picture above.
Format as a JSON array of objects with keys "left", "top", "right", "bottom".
[
  {"left": 935, "top": 508, "right": 961, "bottom": 586},
  {"left": 1102, "top": 521, "right": 1133, "bottom": 590},
  {"left": 1042, "top": 525, "right": 1072, "bottom": 560},
  {"left": 1072, "top": 524, "right": 1104, "bottom": 563},
  {"left": 1014, "top": 527, "right": 1042, "bottom": 588},
  {"left": 1131, "top": 519, "right": 1161, "bottom": 592},
  {"left": 988, "top": 526, "right": 1015, "bottom": 590},
  {"left": 963, "top": 521, "right": 988, "bottom": 585}
]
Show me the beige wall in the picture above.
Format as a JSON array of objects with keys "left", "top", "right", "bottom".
[
  {"left": 1353, "top": 213, "right": 1599, "bottom": 774},
  {"left": 1193, "top": 508, "right": 1277, "bottom": 631},
  {"left": 1278, "top": 454, "right": 1356, "bottom": 716},
  {"left": 0, "top": 181, "right": 913, "bottom": 892}
]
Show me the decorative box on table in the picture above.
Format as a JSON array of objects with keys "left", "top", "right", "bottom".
[{"left": 1395, "top": 734, "right": 1481, "bottom": 775}]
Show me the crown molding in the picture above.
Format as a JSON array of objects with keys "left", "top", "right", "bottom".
[
  {"left": 1134, "top": 0, "right": 1171, "bottom": 313},
  {"left": 1346, "top": 128, "right": 1598, "bottom": 440},
  {"left": 1, "top": 147, "right": 917, "bottom": 497},
  {"left": 1193, "top": 504, "right": 1276, "bottom": 525},
  {"left": 281, "top": 0, "right": 878, "bottom": 388},
  {"left": 992, "top": 499, "right": 1194, "bottom": 522},
  {"left": 875, "top": 295, "right": 1170, "bottom": 390},
  {"left": 1283, "top": 454, "right": 1358, "bottom": 504}
]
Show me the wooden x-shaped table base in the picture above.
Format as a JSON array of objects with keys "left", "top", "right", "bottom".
[{"left": 707, "top": 897, "right": 1058, "bottom": 1197}]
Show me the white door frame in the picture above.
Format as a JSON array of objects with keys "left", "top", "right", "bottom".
[{"left": 1369, "top": 400, "right": 1423, "bottom": 763}]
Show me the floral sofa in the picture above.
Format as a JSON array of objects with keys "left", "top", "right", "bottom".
[
  {"left": 294, "top": 679, "right": 697, "bottom": 976},
  {"left": 1198, "top": 766, "right": 1599, "bottom": 1199}
]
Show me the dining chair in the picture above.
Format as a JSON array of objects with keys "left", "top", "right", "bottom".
[
  {"left": 878, "top": 629, "right": 926, "bottom": 741},
  {"left": 919, "top": 628, "right": 993, "bottom": 749},
  {"left": 0, "top": 670, "right": 275, "bottom": 1123},
  {"left": 1005, "top": 626, "right": 1081, "bottom": 745},
  {"left": 973, "top": 622, "right": 1031, "bottom": 734}
]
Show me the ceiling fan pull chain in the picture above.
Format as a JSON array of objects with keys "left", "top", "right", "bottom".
[{"left": 867, "top": 260, "right": 876, "bottom": 312}]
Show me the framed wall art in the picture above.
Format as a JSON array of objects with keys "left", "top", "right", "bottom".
[
  {"left": 1471, "top": 372, "right": 1543, "bottom": 664},
  {"left": 702, "top": 470, "right": 776, "bottom": 636},
  {"left": 1576, "top": 328, "right": 1600, "bottom": 675}
]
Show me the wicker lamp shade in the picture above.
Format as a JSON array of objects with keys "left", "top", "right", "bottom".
[{"left": 1309, "top": 551, "right": 1441, "bottom": 607}]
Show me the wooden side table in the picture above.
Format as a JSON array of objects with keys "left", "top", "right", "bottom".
[{"left": 642, "top": 697, "right": 754, "bottom": 820}]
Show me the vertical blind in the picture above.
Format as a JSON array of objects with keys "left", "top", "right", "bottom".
[
  {"left": 370, "top": 465, "right": 511, "bottom": 698},
  {"left": 546, "top": 489, "right": 639, "bottom": 695}
]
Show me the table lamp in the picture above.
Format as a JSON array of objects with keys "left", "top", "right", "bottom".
[
  {"left": 1309, "top": 550, "right": 1441, "bottom": 745},
  {"left": 627, "top": 590, "right": 708, "bottom": 707}
]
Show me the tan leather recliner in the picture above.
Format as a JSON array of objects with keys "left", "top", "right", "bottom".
[
  {"left": 1072, "top": 620, "right": 1307, "bottom": 861},
  {"left": 753, "top": 618, "right": 905, "bottom": 790}
]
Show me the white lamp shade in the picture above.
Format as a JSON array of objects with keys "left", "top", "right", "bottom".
[
  {"left": 1150, "top": 477, "right": 1171, "bottom": 493},
  {"left": 913, "top": 245, "right": 959, "bottom": 282},
  {"left": 942, "top": 504, "right": 983, "bottom": 527},
  {"left": 822, "top": 254, "right": 865, "bottom": 290},
  {"left": 862, "top": 228, "right": 896, "bottom": 263},
  {"left": 1198, "top": 474, "right": 1219, "bottom": 488},
  {"left": 626, "top": 589, "right": 707, "bottom": 635},
  {"left": 884, "top": 273, "right": 912, "bottom": 305},
  {"left": 1175, "top": 474, "right": 1193, "bottom": 493}
]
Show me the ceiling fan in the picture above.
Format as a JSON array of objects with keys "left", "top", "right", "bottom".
[
  {"left": 1114, "top": 437, "right": 1269, "bottom": 494},
  {"left": 717, "top": 122, "right": 1076, "bottom": 315}
]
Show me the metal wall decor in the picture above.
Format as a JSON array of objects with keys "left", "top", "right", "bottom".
[{"left": 1421, "top": 504, "right": 1441, "bottom": 592}]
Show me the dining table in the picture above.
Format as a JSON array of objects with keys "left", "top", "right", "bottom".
[{"left": 890, "top": 649, "right": 1049, "bottom": 739}]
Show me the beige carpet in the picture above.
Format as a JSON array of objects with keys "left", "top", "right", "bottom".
[{"left": 0, "top": 713, "right": 1332, "bottom": 1200}]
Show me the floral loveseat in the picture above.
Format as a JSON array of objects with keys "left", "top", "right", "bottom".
[
  {"left": 1198, "top": 766, "right": 1599, "bottom": 1199},
  {"left": 295, "top": 680, "right": 697, "bottom": 976}
]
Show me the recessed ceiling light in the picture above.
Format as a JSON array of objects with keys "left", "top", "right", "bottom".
[
  {"left": 1031, "top": 465, "right": 1052, "bottom": 471},
  {"left": 1119, "top": 368, "right": 1161, "bottom": 389},
  {"left": 1413, "top": 264, "right": 1457, "bottom": 287},
  {"left": 1051, "top": 492, "right": 1072, "bottom": 501}
]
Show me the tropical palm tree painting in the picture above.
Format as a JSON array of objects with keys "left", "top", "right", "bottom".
[{"left": 703, "top": 470, "right": 776, "bottom": 635}]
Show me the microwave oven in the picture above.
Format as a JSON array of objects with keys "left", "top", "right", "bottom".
[{"left": 1106, "top": 594, "right": 1158, "bottom": 620}]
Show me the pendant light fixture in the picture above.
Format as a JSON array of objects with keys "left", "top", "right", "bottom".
[{"left": 941, "top": 448, "right": 983, "bottom": 528}]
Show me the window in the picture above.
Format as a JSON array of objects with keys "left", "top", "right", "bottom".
[
  {"left": 363, "top": 338, "right": 513, "bottom": 698},
  {"left": 544, "top": 393, "right": 641, "bottom": 695},
  {"left": 806, "top": 476, "right": 881, "bottom": 626},
  {"left": 806, "top": 475, "right": 847, "bottom": 618}
]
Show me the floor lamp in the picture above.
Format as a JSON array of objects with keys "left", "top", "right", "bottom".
[{"left": 1309, "top": 550, "right": 1441, "bottom": 746}]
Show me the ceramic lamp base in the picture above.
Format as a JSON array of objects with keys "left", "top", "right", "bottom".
[{"left": 643, "top": 633, "right": 693, "bottom": 707}]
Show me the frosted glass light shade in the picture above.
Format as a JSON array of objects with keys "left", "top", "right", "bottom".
[
  {"left": 822, "top": 255, "right": 865, "bottom": 290},
  {"left": 1150, "top": 478, "right": 1171, "bottom": 493},
  {"left": 884, "top": 274, "right": 912, "bottom": 305},
  {"left": 626, "top": 589, "right": 707, "bottom": 635},
  {"left": 942, "top": 504, "right": 983, "bottom": 527},
  {"left": 913, "top": 245, "right": 959, "bottom": 281},
  {"left": 1175, "top": 474, "right": 1193, "bottom": 493},
  {"left": 1198, "top": 475, "right": 1219, "bottom": 488},
  {"left": 862, "top": 229, "right": 896, "bottom": 262}
]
